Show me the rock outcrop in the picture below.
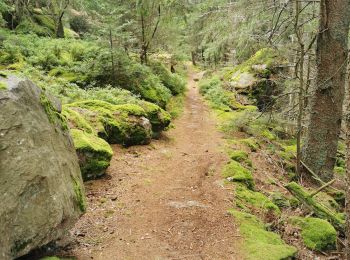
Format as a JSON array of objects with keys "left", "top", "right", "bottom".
[
  {"left": 0, "top": 76, "right": 85, "bottom": 259},
  {"left": 225, "top": 48, "right": 285, "bottom": 111}
]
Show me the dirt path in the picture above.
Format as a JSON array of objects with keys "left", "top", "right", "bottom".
[{"left": 69, "top": 70, "right": 242, "bottom": 260}]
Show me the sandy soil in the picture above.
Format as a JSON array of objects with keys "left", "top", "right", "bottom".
[{"left": 68, "top": 71, "right": 242, "bottom": 260}]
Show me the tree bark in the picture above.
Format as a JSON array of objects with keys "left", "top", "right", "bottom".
[
  {"left": 56, "top": 14, "right": 65, "bottom": 38},
  {"left": 345, "top": 70, "right": 350, "bottom": 260},
  {"left": 294, "top": 0, "right": 305, "bottom": 178},
  {"left": 302, "top": 0, "right": 350, "bottom": 182}
]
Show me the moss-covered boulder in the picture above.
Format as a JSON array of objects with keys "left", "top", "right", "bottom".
[
  {"left": 62, "top": 107, "right": 95, "bottom": 134},
  {"left": 230, "top": 210, "right": 297, "bottom": 260},
  {"left": 222, "top": 161, "right": 255, "bottom": 189},
  {"left": 65, "top": 100, "right": 153, "bottom": 146},
  {"left": 225, "top": 48, "right": 284, "bottom": 111},
  {"left": 70, "top": 129, "right": 113, "bottom": 180},
  {"left": 139, "top": 101, "right": 171, "bottom": 135},
  {"left": 290, "top": 217, "right": 337, "bottom": 251}
]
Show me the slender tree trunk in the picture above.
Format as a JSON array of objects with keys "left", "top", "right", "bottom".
[
  {"left": 109, "top": 28, "right": 115, "bottom": 82},
  {"left": 346, "top": 98, "right": 350, "bottom": 259},
  {"left": 140, "top": 9, "right": 147, "bottom": 64},
  {"left": 56, "top": 12, "right": 65, "bottom": 38},
  {"left": 302, "top": 0, "right": 350, "bottom": 182},
  {"left": 295, "top": 0, "right": 305, "bottom": 177},
  {"left": 191, "top": 51, "right": 197, "bottom": 66}
]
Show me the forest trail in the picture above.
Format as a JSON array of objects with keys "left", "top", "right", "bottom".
[{"left": 70, "top": 69, "right": 242, "bottom": 260}]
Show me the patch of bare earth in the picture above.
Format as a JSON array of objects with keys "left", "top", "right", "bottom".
[{"left": 67, "top": 71, "right": 242, "bottom": 260}]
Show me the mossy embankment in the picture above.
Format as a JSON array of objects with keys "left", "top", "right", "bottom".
[{"left": 199, "top": 48, "right": 346, "bottom": 258}]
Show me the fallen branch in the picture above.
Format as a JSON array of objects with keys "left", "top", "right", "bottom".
[
  {"left": 310, "top": 180, "right": 336, "bottom": 197},
  {"left": 300, "top": 160, "right": 324, "bottom": 184},
  {"left": 300, "top": 161, "right": 344, "bottom": 203},
  {"left": 285, "top": 182, "right": 345, "bottom": 233}
]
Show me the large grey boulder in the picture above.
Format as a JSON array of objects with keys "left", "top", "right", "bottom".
[{"left": 0, "top": 76, "right": 85, "bottom": 259}]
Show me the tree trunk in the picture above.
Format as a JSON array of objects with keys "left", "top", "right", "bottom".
[
  {"left": 191, "top": 51, "right": 196, "bottom": 66},
  {"left": 302, "top": 0, "right": 350, "bottom": 182},
  {"left": 346, "top": 100, "right": 350, "bottom": 259},
  {"left": 140, "top": 44, "right": 148, "bottom": 65},
  {"left": 56, "top": 13, "right": 65, "bottom": 38},
  {"left": 294, "top": 0, "right": 305, "bottom": 177},
  {"left": 109, "top": 28, "right": 115, "bottom": 82}
]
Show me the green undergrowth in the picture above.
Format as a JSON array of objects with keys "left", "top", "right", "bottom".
[
  {"left": 149, "top": 60, "right": 186, "bottom": 95},
  {"left": 199, "top": 75, "right": 246, "bottom": 111},
  {"left": 229, "top": 209, "right": 297, "bottom": 260},
  {"left": 289, "top": 217, "right": 337, "bottom": 251},
  {"left": 166, "top": 94, "right": 186, "bottom": 119},
  {"left": 0, "top": 28, "right": 186, "bottom": 109}
]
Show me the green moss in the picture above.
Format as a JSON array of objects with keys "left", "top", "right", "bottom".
[
  {"left": 228, "top": 150, "right": 248, "bottom": 162},
  {"left": 49, "top": 68, "right": 87, "bottom": 84},
  {"left": 225, "top": 48, "right": 280, "bottom": 81},
  {"left": 336, "top": 157, "right": 345, "bottom": 168},
  {"left": 230, "top": 209, "right": 297, "bottom": 260},
  {"left": 149, "top": 60, "right": 186, "bottom": 95},
  {"left": 240, "top": 138, "right": 260, "bottom": 152},
  {"left": 62, "top": 107, "right": 94, "bottom": 134},
  {"left": 139, "top": 101, "right": 171, "bottom": 134},
  {"left": 278, "top": 144, "right": 296, "bottom": 161},
  {"left": 70, "top": 129, "right": 113, "bottom": 180},
  {"left": 271, "top": 192, "right": 290, "bottom": 209},
  {"left": 71, "top": 176, "right": 86, "bottom": 212},
  {"left": 261, "top": 129, "right": 276, "bottom": 141},
  {"left": 228, "top": 150, "right": 252, "bottom": 166},
  {"left": 0, "top": 81, "right": 7, "bottom": 90},
  {"left": 314, "top": 192, "right": 340, "bottom": 212},
  {"left": 290, "top": 217, "right": 337, "bottom": 251},
  {"left": 166, "top": 94, "right": 185, "bottom": 119},
  {"left": 40, "top": 92, "right": 68, "bottom": 131},
  {"left": 66, "top": 100, "right": 152, "bottom": 146},
  {"left": 285, "top": 182, "right": 345, "bottom": 231},
  {"left": 329, "top": 190, "right": 345, "bottom": 207},
  {"left": 334, "top": 166, "right": 345, "bottom": 176},
  {"left": 235, "top": 184, "right": 280, "bottom": 214},
  {"left": 289, "top": 197, "right": 300, "bottom": 208},
  {"left": 223, "top": 161, "right": 255, "bottom": 189}
]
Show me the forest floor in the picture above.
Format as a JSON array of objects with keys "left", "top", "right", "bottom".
[{"left": 67, "top": 70, "right": 243, "bottom": 260}]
